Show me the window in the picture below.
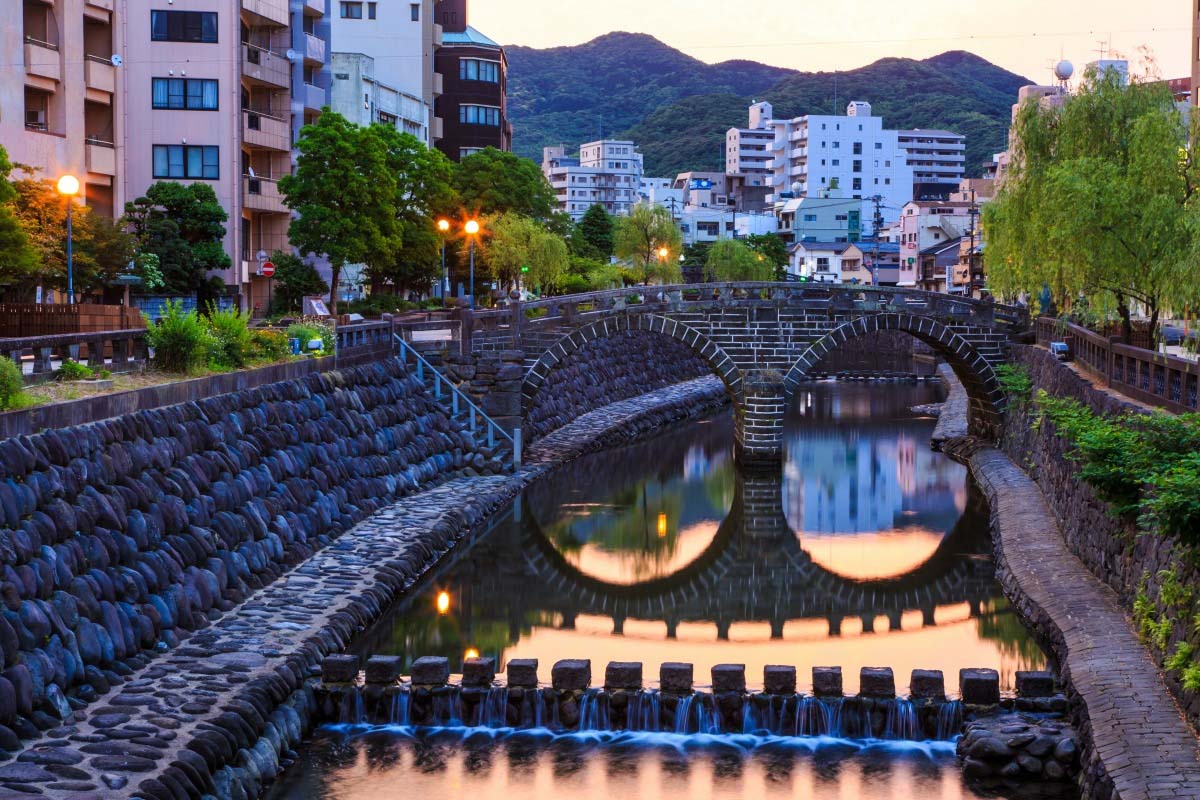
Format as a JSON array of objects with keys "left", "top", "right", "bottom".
[
  {"left": 459, "top": 104, "right": 500, "bottom": 126},
  {"left": 152, "top": 145, "right": 219, "bottom": 179},
  {"left": 852, "top": 178, "right": 862, "bottom": 191},
  {"left": 832, "top": 159, "right": 839, "bottom": 166},
  {"left": 875, "top": 142, "right": 883, "bottom": 150},
  {"left": 832, "top": 141, "right": 840, "bottom": 149},
  {"left": 368, "top": 2, "right": 377, "bottom": 18},
  {"left": 152, "top": 78, "right": 218, "bottom": 110},
  {"left": 853, "top": 160, "right": 862, "bottom": 173},
  {"left": 853, "top": 142, "right": 862, "bottom": 155},
  {"left": 151, "top": 10, "right": 217, "bottom": 42},
  {"left": 340, "top": 2, "right": 362, "bottom": 18},
  {"left": 410, "top": 2, "right": 418, "bottom": 19},
  {"left": 460, "top": 147, "right": 484, "bottom": 158},
  {"left": 459, "top": 59, "right": 500, "bottom": 83},
  {"left": 803, "top": 214, "right": 817, "bottom": 222},
  {"left": 835, "top": 214, "right": 848, "bottom": 222}
]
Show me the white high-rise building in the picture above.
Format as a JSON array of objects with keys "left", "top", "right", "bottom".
[
  {"left": 543, "top": 140, "right": 644, "bottom": 220},
  {"left": 725, "top": 101, "right": 775, "bottom": 187},
  {"left": 764, "top": 101, "right": 915, "bottom": 234},
  {"left": 897, "top": 130, "right": 967, "bottom": 185},
  {"left": 330, "top": 0, "right": 438, "bottom": 146}
]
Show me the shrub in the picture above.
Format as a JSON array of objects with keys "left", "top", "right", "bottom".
[
  {"left": 0, "top": 358, "right": 24, "bottom": 410},
  {"left": 145, "top": 300, "right": 211, "bottom": 373},
  {"left": 204, "top": 304, "right": 253, "bottom": 369},
  {"left": 56, "top": 360, "right": 93, "bottom": 381},
  {"left": 286, "top": 321, "right": 335, "bottom": 355},
  {"left": 560, "top": 274, "right": 589, "bottom": 295},
  {"left": 994, "top": 364, "right": 1032, "bottom": 404},
  {"left": 251, "top": 329, "right": 291, "bottom": 361}
]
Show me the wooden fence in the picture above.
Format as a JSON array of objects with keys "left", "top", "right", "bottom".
[
  {"left": 0, "top": 303, "right": 145, "bottom": 337},
  {"left": 1036, "top": 317, "right": 1199, "bottom": 413}
]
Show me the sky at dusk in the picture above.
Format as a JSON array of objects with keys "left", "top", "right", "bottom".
[{"left": 470, "top": 0, "right": 1190, "bottom": 83}]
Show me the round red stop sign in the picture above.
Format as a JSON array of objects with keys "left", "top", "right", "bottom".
[{"left": 260, "top": 261, "right": 275, "bottom": 277}]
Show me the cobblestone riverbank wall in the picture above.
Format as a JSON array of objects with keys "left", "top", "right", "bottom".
[{"left": 0, "top": 360, "right": 494, "bottom": 759}]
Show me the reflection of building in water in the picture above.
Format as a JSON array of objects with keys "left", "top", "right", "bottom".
[
  {"left": 783, "top": 428, "right": 966, "bottom": 534},
  {"left": 682, "top": 443, "right": 729, "bottom": 481}
]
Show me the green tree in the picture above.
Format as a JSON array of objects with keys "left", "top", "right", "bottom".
[
  {"left": 12, "top": 175, "right": 136, "bottom": 298},
  {"left": 483, "top": 212, "right": 569, "bottom": 293},
  {"left": 0, "top": 146, "right": 38, "bottom": 296},
  {"left": 705, "top": 238, "right": 773, "bottom": 281},
  {"left": 984, "top": 67, "right": 1196, "bottom": 341},
  {"left": 528, "top": 227, "right": 569, "bottom": 294},
  {"left": 367, "top": 125, "right": 457, "bottom": 293},
  {"left": 575, "top": 203, "right": 614, "bottom": 259},
  {"left": 280, "top": 111, "right": 397, "bottom": 313},
  {"left": 745, "top": 232, "right": 789, "bottom": 280},
  {"left": 453, "top": 148, "right": 555, "bottom": 218},
  {"left": 614, "top": 204, "right": 682, "bottom": 284},
  {"left": 269, "top": 250, "right": 328, "bottom": 314},
  {"left": 123, "top": 181, "right": 230, "bottom": 305}
]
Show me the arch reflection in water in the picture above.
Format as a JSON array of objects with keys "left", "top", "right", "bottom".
[{"left": 352, "top": 381, "right": 1045, "bottom": 696}]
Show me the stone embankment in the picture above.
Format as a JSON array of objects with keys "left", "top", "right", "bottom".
[
  {"left": 0, "top": 373, "right": 729, "bottom": 798},
  {"left": 937, "top": 355, "right": 1200, "bottom": 800}
]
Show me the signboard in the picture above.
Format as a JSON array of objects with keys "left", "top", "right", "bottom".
[
  {"left": 260, "top": 261, "right": 275, "bottom": 278},
  {"left": 303, "top": 297, "right": 330, "bottom": 317}
]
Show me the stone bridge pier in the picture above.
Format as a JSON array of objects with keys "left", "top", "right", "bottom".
[{"left": 467, "top": 283, "right": 1028, "bottom": 465}]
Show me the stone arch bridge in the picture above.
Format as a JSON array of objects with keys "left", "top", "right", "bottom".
[{"left": 468, "top": 283, "right": 1029, "bottom": 463}]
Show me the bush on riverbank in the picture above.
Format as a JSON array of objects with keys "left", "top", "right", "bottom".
[
  {"left": 0, "top": 358, "right": 25, "bottom": 410},
  {"left": 1035, "top": 394, "right": 1200, "bottom": 545}
]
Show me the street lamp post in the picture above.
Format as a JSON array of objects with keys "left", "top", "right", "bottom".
[
  {"left": 436, "top": 218, "right": 450, "bottom": 308},
  {"left": 464, "top": 219, "right": 480, "bottom": 308},
  {"left": 57, "top": 175, "right": 80, "bottom": 304}
]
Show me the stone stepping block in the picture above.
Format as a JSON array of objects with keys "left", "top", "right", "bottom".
[
  {"left": 860, "top": 667, "right": 895, "bottom": 698},
  {"left": 462, "top": 657, "right": 496, "bottom": 688},
  {"left": 960, "top": 668, "right": 1001, "bottom": 705},
  {"left": 659, "top": 662, "right": 693, "bottom": 695},
  {"left": 604, "top": 662, "right": 642, "bottom": 691},
  {"left": 812, "top": 666, "right": 842, "bottom": 697},
  {"left": 910, "top": 669, "right": 946, "bottom": 700},
  {"left": 551, "top": 660, "right": 591, "bottom": 691},
  {"left": 506, "top": 659, "right": 538, "bottom": 688},
  {"left": 365, "top": 656, "right": 403, "bottom": 685},
  {"left": 1016, "top": 671, "right": 1055, "bottom": 698},
  {"left": 763, "top": 665, "right": 796, "bottom": 695},
  {"left": 411, "top": 657, "right": 450, "bottom": 686},
  {"left": 711, "top": 664, "right": 745, "bottom": 694},
  {"left": 320, "top": 655, "right": 359, "bottom": 684}
]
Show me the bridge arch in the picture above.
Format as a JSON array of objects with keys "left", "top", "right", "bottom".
[
  {"left": 521, "top": 313, "right": 745, "bottom": 420},
  {"left": 782, "top": 313, "right": 1006, "bottom": 437}
]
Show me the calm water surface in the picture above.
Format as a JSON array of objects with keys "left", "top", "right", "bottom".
[{"left": 267, "top": 381, "right": 1059, "bottom": 800}]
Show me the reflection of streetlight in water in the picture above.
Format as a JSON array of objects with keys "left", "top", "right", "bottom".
[
  {"left": 436, "top": 590, "right": 451, "bottom": 614},
  {"left": 657, "top": 512, "right": 668, "bottom": 538},
  {"left": 464, "top": 648, "right": 479, "bottom": 660}
]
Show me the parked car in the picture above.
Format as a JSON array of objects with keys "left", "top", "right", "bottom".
[{"left": 1050, "top": 341, "right": 1072, "bottom": 362}]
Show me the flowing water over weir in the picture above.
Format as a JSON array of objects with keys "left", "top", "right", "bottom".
[{"left": 266, "top": 382, "right": 1078, "bottom": 800}]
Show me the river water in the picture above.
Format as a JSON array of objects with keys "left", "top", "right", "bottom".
[{"left": 266, "top": 381, "right": 1067, "bottom": 800}]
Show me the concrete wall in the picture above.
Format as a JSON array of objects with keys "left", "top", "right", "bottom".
[{"left": 0, "top": 360, "right": 485, "bottom": 752}]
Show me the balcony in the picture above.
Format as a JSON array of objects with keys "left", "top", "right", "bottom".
[
  {"left": 243, "top": 176, "right": 288, "bottom": 214},
  {"left": 300, "top": 82, "right": 325, "bottom": 112},
  {"left": 241, "top": 0, "right": 290, "bottom": 27},
  {"left": 432, "top": 72, "right": 443, "bottom": 97},
  {"left": 304, "top": 0, "right": 325, "bottom": 14},
  {"left": 243, "top": 109, "right": 291, "bottom": 151},
  {"left": 84, "top": 56, "right": 115, "bottom": 100},
  {"left": 85, "top": 139, "right": 116, "bottom": 176},
  {"left": 433, "top": 24, "right": 443, "bottom": 46},
  {"left": 302, "top": 33, "right": 326, "bottom": 65},
  {"left": 84, "top": 0, "right": 113, "bottom": 21},
  {"left": 242, "top": 44, "right": 290, "bottom": 89},
  {"left": 24, "top": 38, "right": 60, "bottom": 85},
  {"left": 431, "top": 116, "right": 443, "bottom": 141}
]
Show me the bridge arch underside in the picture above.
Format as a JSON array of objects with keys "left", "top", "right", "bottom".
[
  {"left": 521, "top": 314, "right": 745, "bottom": 440},
  {"left": 784, "top": 314, "right": 1005, "bottom": 440}
]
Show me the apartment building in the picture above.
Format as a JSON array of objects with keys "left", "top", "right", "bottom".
[
  {"left": 329, "top": 0, "right": 438, "bottom": 145},
  {"left": 765, "top": 101, "right": 916, "bottom": 235},
  {"left": 725, "top": 101, "right": 775, "bottom": 187},
  {"left": 896, "top": 129, "right": 966, "bottom": 187},
  {"left": 543, "top": 140, "right": 644, "bottom": 220},
  {"left": 118, "top": 0, "right": 330, "bottom": 312},
  {"left": 776, "top": 184, "right": 861, "bottom": 244},
  {"left": 433, "top": 0, "right": 510, "bottom": 160},
  {"left": 2, "top": 0, "right": 124, "bottom": 218},
  {"left": 896, "top": 199, "right": 976, "bottom": 287}
]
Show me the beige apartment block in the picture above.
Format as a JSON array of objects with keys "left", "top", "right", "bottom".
[{"left": 0, "top": 0, "right": 123, "bottom": 216}]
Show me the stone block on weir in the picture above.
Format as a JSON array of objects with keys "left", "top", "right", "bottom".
[
  {"left": 411, "top": 656, "right": 450, "bottom": 686},
  {"left": 506, "top": 659, "right": 539, "bottom": 688},
  {"left": 910, "top": 669, "right": 945, "bottom": 700},
  {"left": 552, "top": 659, "right": 591, "bottom": 691},
  {"left": 859, "top": 667, "right": 896, "bottom": 698},
  {"left": 1015, "top": 671, "right": 1055, "bottom": 698},
  {"left": 960, "top": 668, "right": 1001, "bottom": 706},
  {"left": 604, "top": 662, "right": 643, "bottom": 691},
  {"left": 711, "top": 664, "right": 746, "bottom": 694},
  {"left": 462, "top": 657, "right": 496, "bottom": 688},
  {"left": 763, "top": 665, "right": 796, "bottom": 695},
  {"left": 321, "top": 654, "right": 360, "bottom": 683},
  {"left": 660, "top": 662, "right": 693, "bottom": 695},
  {"left": 364, "top": 656, "right": 403, "bottom": 685},
  {"left": 812, "top": 667, "right": 842, "bottom": 697}
]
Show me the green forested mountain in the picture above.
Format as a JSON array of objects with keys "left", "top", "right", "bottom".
[{"left": 506, "top": 34, "right": 1030, "bottom": 178}]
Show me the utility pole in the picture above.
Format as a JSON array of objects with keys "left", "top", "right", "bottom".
[
  {"left": 870, "top": 194, "right": 884, "bottom": 286},
  {"left": 967, "top": 189, "right": 979, "bottom": 297}
]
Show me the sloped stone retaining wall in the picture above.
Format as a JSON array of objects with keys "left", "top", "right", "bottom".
[{"left": 0, "top": 360, "right": 490, "bottom": 760}]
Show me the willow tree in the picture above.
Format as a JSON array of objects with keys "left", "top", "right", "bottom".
[
  {"left": 984, "top": 66, "right": 1198, "bottom": 341},
  {"left": 484, "top": 212, "right": 569, "bottom": 294},
  {"left": 614, "top": 204, "right": 682, "bottom": 285},
  {"left": 705, "top": 239, "right": 773, "bottom": 282}
]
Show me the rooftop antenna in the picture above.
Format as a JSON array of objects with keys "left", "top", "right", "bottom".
[{"left": 833, "top": 75, "right": 838, "bottom": 114}]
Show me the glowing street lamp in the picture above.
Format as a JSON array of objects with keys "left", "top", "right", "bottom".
[
  {"left": 57, "top": 175, "right": 80, "bottom": 304},
  {"left": 658, "top": 247, "right": 669, "bottom": 261},
  {"left": 464, "top": 219, "right": 480, "bottom": 308},
  {"left": 436, "top": 218, "right": 451, "bottom": 308}
]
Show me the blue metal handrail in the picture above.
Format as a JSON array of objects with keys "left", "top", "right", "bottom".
[{"left": 393, "top": 333, "right": 521, "bottom": 467}]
